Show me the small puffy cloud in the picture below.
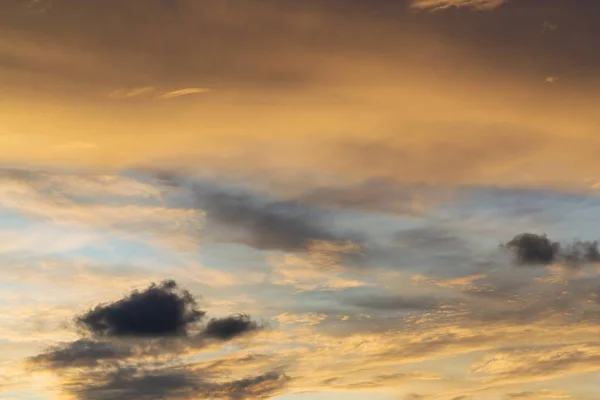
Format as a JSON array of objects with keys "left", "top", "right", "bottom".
[
  {"left": 203, "top": 314, "right": 261, "bottom": 341},
  {"left": 503, "top": 233, "right": 560, "bottom": 265},
  {"left": 174, "top": 178, "right": 361, "bottom": 252},
  {"left": 108, "top": 87, "right": 156, "bottom": 99},
  {"left": 75, "top": 280, "right": 205, "bottom": 338}
]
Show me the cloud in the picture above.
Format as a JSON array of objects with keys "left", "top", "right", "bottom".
[
  {"left": 29, "top": 280, "right": 264, "bottom": 355},
  {"left": 410, "top": 0, "right": 507, "bottom": 11},
  {"left": 203, "top": 314, "right": 261, "bottom": 341},
  {"left": 297, "top": 179, "right": 438, "bottom": 215},
  {"left": 28, "top": 339, "right": 133, "bottom": 369},
  {"left": 507, "top": 390, "right": 572, "bottom": 399},
  {"left": 108, "top": 87, "right": 156, "bottom": 99},
  {"left": 503, "top": 233, "right": 560, "bottom": 265},
  {"left": 108, "top": 87, "right": 212, "bottom": 101},
  {"left": 180, "top": 179, "right": 360, "bottom": 252},
  {"left": 72, "top": 368, "right": 200, "bottom": 400},
  {"left": 269, "top": 242, "right": 366, "bottom": 292},
  {"left": 470, "top": 344, "right": 600, "bottom": 383},
  {"left": 202, "top": 192, "right": 336, "bottom": 251},
  {"left": 502, "top": 233, "right": 600, "bottom": 266},
  {"left": 0, "top": 168, "right": 203, "bottom": 251},
  {"left": 542, "top": 21, "right": 558, "bottom": 34},
  {"left": 75, "top": 280, "right": 205, "bottom": 338},
  {"left": 69, "top": 368, "right": 289, "bottom": 400},
  {"left": 345, "top": 294, "right": 439, "bottom": 312},
  {"left": 158, "top": 88, "right": 211, "bottom": 99}
]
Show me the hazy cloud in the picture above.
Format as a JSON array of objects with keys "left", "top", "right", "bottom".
[
  {"left": 503, "top": 233, "right": 560, "bottom": 265},
  {"left": 28, "top": 339, "right": 133, "bottom": 369}
]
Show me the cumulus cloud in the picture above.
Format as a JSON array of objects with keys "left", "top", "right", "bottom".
[
  {"left": 502, "top": 233, "right": 600, "bottom": 266},
  {"left": 75, "top": 280, "right": 205, "bottom": 338},
  {"left": 27, "top": 280, "right": 271, "bottom": 399},
  {"left": 503, "top": 233, "right": 560, "bottom": 265},
  {"left": 203, "top": 314, "right": 261, "bottom": 341}
]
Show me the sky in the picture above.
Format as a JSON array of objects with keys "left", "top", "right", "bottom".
[{"left": 1, "top": 0, "right": 600, "bottom": 399}]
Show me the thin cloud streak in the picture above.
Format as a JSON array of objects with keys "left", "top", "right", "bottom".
[{"left": 158, "top": 88, "right": 212, "bottom": 99}]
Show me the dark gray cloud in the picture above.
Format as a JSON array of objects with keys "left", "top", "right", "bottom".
[
  {"left": 29, "top": 280, "right": 274, "bottom": 400},
  {"left": 33, "top": 281, "right": 264, "bottom": 370},
  {"left": 28, "top": 339, "right": 133, "bottom": 369},
  {"left": 503, "top": 233, "right": 560, "bottom": 265},
  {"left": 561, "top": 240, "right": 600, "bottom": 265},
  {"left": 157, "top": 175, "right": 364, "bottom": 252},
  {"left": 502, "top": 233, "right": 600, "bottom": 266},
  {"left": 200, "top": 189, "right": 341, "bottom": 251},
  {"left": 75, "top": 280, "right": 205, "bottom": 338},
  {"left": 203, "top": 314, "right": 261, "bottom": 341},
  {"left": 70, "top": 367, "right": 289, "bottom": 400}
]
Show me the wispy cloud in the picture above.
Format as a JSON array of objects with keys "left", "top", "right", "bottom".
[
  {"left": 108, "top": 87, "right": 211, "bottom": 100},
  {"left": 158, "top": 88, "right": 212, "bottom": 99},
  {"left": 410, "top": 0, "right": 507, "bottom": 11},
  {"left": 108, "top": 87, "right": 156, "bottom": 99}
]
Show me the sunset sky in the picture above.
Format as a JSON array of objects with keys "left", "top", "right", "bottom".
[{"left": 2, "top": 1, "right": 600, "bottom": 399}]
